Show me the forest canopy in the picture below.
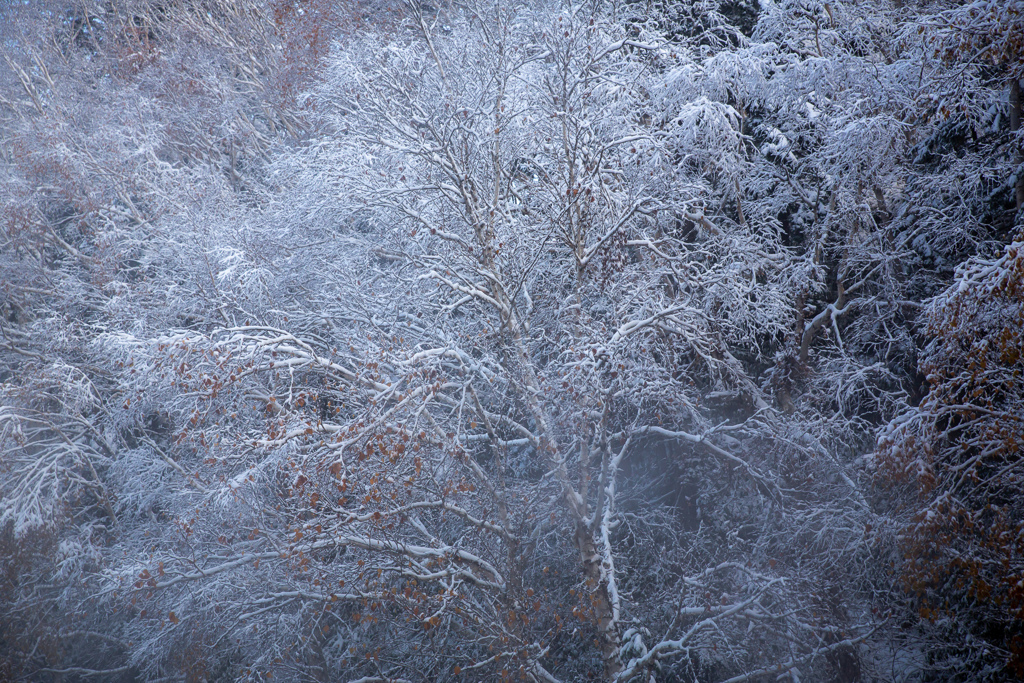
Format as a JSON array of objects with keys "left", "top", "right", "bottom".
[{"left": 1, "top": 1, "right": 1022, "bottom": 681}]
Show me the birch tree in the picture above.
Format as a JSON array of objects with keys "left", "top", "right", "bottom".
[{"left": 82, "top": 2, "right": 891, "bottom": 681}]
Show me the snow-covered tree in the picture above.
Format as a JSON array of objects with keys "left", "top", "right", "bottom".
[
  {"left": 68, "top": 1, "right": 890, "bottom": 680},
  {"left": 876, "top": 236, "right": 1024, "bottom": 680}
]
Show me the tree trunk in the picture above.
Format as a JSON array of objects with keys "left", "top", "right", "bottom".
[{"left": 577, "top": 524, "right": 621, "bottom": 681}]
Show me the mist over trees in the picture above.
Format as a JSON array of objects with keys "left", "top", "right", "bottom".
[{"left": 1, "top": 1, "right": 1021, "bottom": 681}]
